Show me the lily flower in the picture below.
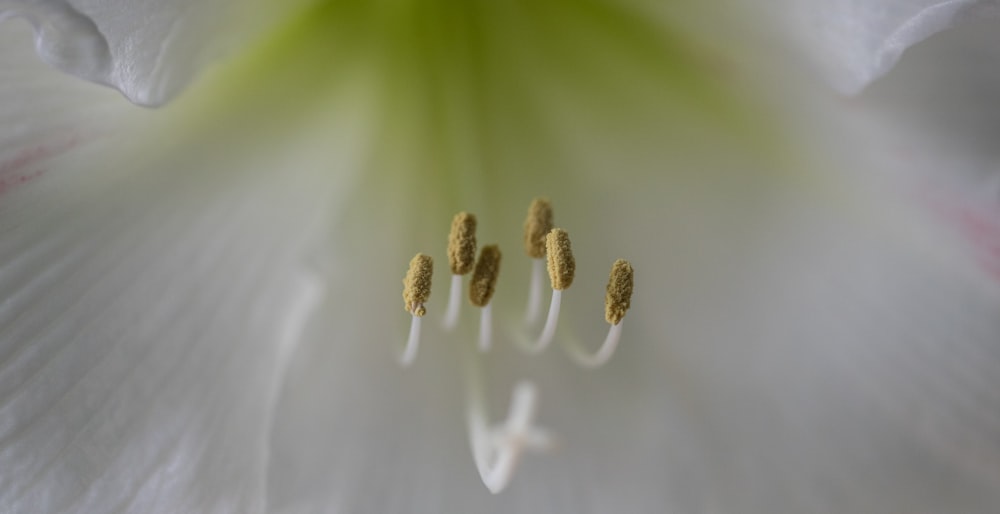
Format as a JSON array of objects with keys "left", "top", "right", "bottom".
[{"left": 1, "top": 1, "right": 999, "bottom": 512}]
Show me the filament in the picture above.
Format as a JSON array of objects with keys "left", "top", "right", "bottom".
[
  {"left": 399, "top": 314, "right": 422, "bottom": 366},
  {"left": 479, "top": 303, "right": 493, "bottom": 352},
  {"left": 442, "top": 274, "right": 463, "bottom": 331},
  {"left": 536, "top": 289, "right": 562, "bottom": 351},
  {"left": 562, "top": 321, "right": 624, "bottom": 369},
  {"left": 513, "top": 289, "right": 562, "bottom": 354},
  {"left": 524, "top": 258, "right": 545, "bottom": 326}
]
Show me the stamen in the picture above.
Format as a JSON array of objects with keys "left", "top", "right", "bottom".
[
  {"left": 562, "top": 259, "right": 634, "bottom": 368},
  {"left": 514, "top": 228, "right": 573, "bottom": 353},
  {"left": 443, "top": 212, "right": 478, "bottom": 330},
  {"left": 470, "top": 245, "right": 501, "bottom": 352},
  {"left": 523, "top": 198, "right": 553, "bottom": 325},
  {"left": 400, "top": 253, "right": 433, "bottom": 366},
  {"left": 523, "top": 197, "right": 553, "bottom": 259}
]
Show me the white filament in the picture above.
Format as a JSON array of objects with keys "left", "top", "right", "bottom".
[
  {"left": 563, "top": 321, "right": 624, "bottom": 369},
  {"left": 479, "top": 303, "right": 493, "bottom": 352},
  {"left": 398, "top": 314, "right": 422, "bottom": 366},
  {"left": 442, "top": 274, "right": 464, "bottom": 331},
  {"left": 537, "top": 290, "right": 562, "bottom": 349},
  {"left": 524, "top": 258, "right": 545, "bottom": 325},
  {"left": 514, "top": 289, "right": 562, "bottom": 354}
]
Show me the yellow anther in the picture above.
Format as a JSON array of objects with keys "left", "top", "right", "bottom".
[
  {"left": 448, "top": 212, "right": 478, "bottom": 275},
  {"left": 604, "top": 259, "right": 634, "bottom": 325},
  {"left": 402, "top": 253, "right": 434, "bottom": 316},
  {"left": 469, "top": 245, "right": 502, "bottom": 307},
  {"left": 523, "top": 198, "right": 553, "bottom": 258},
  {"left": 545, "top": 229, "right": 575, "bottom": 290}
]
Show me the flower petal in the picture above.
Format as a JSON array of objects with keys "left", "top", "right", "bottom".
[
  {"left": 783, "top": 0, "right": 1000, "bottom": 94},
  {"left": 0, "top": 0, "right": 312, "bottom": 105},
  {"left": 0, "top": 21, "right": 126, "bottom": 193},
  {"left": 0, "top": 28, "right": 374, "bottom": 510},
  {"left": 257, "top": 4, "right": 1000, "bottom": 510},
  {"left": 832, "top": 18, "right": 1000, "bottom": 279}
]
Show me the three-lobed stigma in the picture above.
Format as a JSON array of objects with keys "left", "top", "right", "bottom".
[{"left": 402, "top": 253, "right": 434, "bottom": 317}]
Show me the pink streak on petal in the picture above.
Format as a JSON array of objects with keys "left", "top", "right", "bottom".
[
  {"left": 923, "top": 187, "right": 1000, "bottom": 282},
  {"left": 0, "top": 134, "right": 83, "bottom": 198}
]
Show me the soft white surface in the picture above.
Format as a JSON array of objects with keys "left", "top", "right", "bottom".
[
  {"left": 1, "top": 1, "right": 1000, "bottom": 513},
  {"left": 784, "top": 0, "right": 1000, "bottom": 93},
  {"left": 0, "top": 0, "right": 312, "bottom": 105},
  {"left": 0, "top": 22, "right": 370, "bottom": 510}
]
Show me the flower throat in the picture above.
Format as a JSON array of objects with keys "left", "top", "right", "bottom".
[{"left": 399, "top": 197, "right": 634, "bottom": 493}]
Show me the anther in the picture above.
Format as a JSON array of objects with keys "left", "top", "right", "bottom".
[
  {"left": 448, "top": 212, "right": 478, "bottom": 275},
  {"left": 443, "top": 212, "right": 478, "bottom": 330},
  {"left": 469, "top": 245, "right": 502, "bottom": 307},
  {"left": 402, "top": 253, "right": 434, "bottom": 316},
  {"left": 470, "top": 245, "right": 502, "bottom": 352},
  {"left": 545, "top": 228, "right": 575, "bottom": 290},
  {"left": 605, "top": 259, "right": 634, "bottom": 325},
  {"left": 523, "top": 198, "right": 553, "bottom": 258},
  {"left": 400, "top": 253, "right": 433, "bottom": 366}
]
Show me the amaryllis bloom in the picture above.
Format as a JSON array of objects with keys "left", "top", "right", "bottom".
[{"left": 2, "top": 1, "right": 999, "bottom": 512}]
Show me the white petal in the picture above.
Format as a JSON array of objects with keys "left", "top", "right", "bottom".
[
  {"left": 6, "top": 2, "right": 1000, "bottom": 512},
  {"left": 834, "top": 18, "right": 1000, "bottom": 275},
  {"left": 0, "top": 21, "right": 125, "bottom": 185},
  {"left": 243, "top": 4, "right": 1000, "bottom": 511},
  {"left": 0, "top": 0, "right": 311, "bottom": 105},
  {"left": 0, "top": 32, "right": 373, "bottom": 510},
  {"left": 782, "top": 0, "right": 1000, "bottom": 94}
]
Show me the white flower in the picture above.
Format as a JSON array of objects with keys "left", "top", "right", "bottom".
[{"left": 1, "top": 1, "right": 999, "bottom": 512}]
